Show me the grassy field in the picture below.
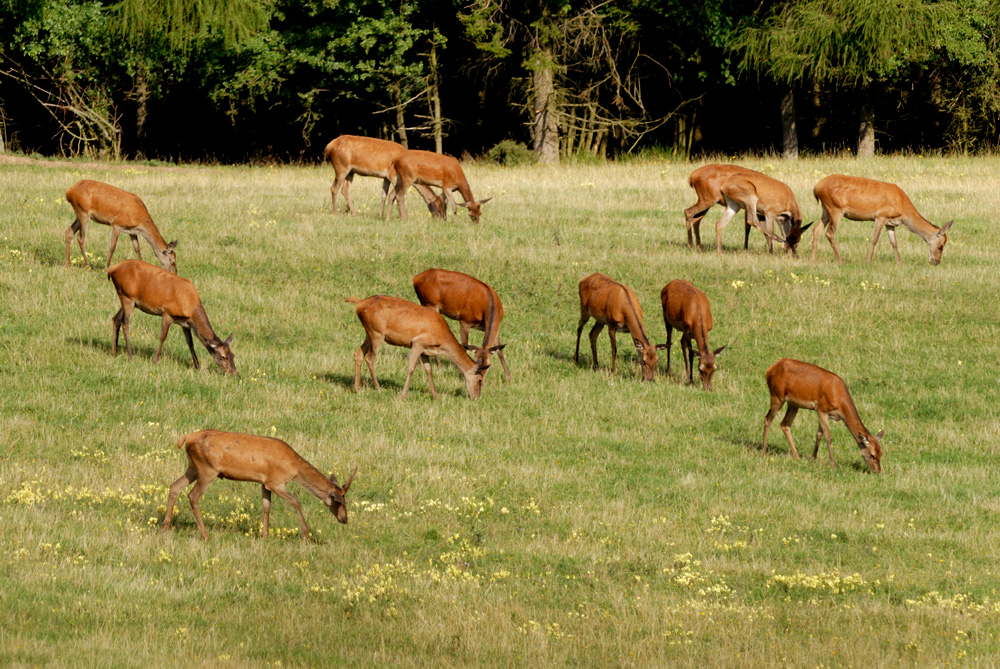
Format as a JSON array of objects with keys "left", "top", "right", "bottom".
[{"left": 1, "top": 153, "right": 999, "bottom": 667}]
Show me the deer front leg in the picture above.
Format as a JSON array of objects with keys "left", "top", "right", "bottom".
[
  {"left": 269, "top": 483, "right": 311, "bottom": 541},
  {"left": 867, "top": 216, "right": 888, "bottom": 263},
  {"left": 153, "top": 314, "right": 174, "bottom": 363},
  {"left": 496, "top": 348, "right": 512, "bottom": 381},
  {"left": 780, "top": 405, "right": 801, "bottom": 458},
  {"left": 817, "top": 412, "right": 835, "bottom": 468},
  {"left": 261, "top": 486, "right": 272, "bottom": 539},
  {"left": 420, "top": 353, "right": 438, "bottom": 400},
  {"left": 715, "top": 198, "right": 741, "bottom": 253},
  {"left": 608, "top": 328, "right": 618, "bottom": 375},
  {"left": 106, "top": 226, "right": 124, "bottom": 269},
  {"left": 182, "top": 328, "right": 200, "bottom": 369},
  {"left": 886, "top": 225, "right": 902, "bottom": 264},
  {"left": 680, "top": 333, "right": 693, "bottom": 383},
  {"left": 401, "top": 346, "right": 424, "bottom": 399},
  {"left": 662, "top": 324, "right": 673, "bottom": 374}
]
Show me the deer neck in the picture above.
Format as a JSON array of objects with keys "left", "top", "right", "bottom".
[
  {"left": 617, "top": 290, "right": 651, "bottom": 351},
  {"left": 438, "top": 337, "right": 479, "bottom": 375},
  {"left": 456, "top": 178, "right": 475, "bottom": 204},
  {"left": 899, "top": 210, "right": 939, "bottom": 241},
  {"left": 839, "top": 396, "right": 871, "bottom": 446},
  {"left": 692, "top": 316, "right": 711, "bottom": 359},
  {"left": 292, "top": 458, "right": 335, "bottom": 501},
  {"left": 483, "top": 290, "right": 501, "bottom": 347},
  {"left": 188, "top": 305, "right": 222, "bottom": 348}
]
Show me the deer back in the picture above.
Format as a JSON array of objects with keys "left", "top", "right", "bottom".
[
  {"left": 107, "top": 260, "right": 201, "bottom": 318},
  {"left": 325, "top": 135, "right": 404, "bottom": 178},
  {"left": 66, "top": 180, "right": 154, "bottom": 229}
]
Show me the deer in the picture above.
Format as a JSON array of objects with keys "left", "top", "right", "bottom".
[
  {"left": 163, "top": 429, "right": 357, "bottom": 540},
  {"left": 106, "top": 260, "right": 237, "bottom": 375},
  {"left": 684, "top": 164, "right": 759, "bottom": 249},
  {"left": 710, "top": 169, "right": 812, "bottom": 254},
  {"left": 64, "top": 179, "right": 178, "bottom": 273},
  {"left": 346, "top": 295, "right": 490, "bottom": 400},
  {"left": 811, "top": 174, "right": 954, "bottom": 265},
  {"left": 575, "top": 273, "right": 665, "bottom": 381},
  {"left": 324, "top": 135, "right": 442, "bottom": 218},
  {"left": 387, "top": 149, "right": 492, "bottom": 223},
  {"left": 660, "top": 280, "right": 726, "bottom": 391},
  {"left": 762, "top": 358, "right": 884, "bottom": 472},
  {"left": 412, "top": 268, "right": 511, "bottom": 381}
]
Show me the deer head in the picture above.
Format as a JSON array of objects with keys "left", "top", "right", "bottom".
[
  {"left": 326, "top": 466, "right": 358, "bottom": 524},
  {"left": 634, "top": 339, "right": 659, "bottom": 382},
  {"left": 457, "top": 197, "right": 493, "bottom": 223},
  {"left": 928, "top": 220, "right": 954, "bottom": 265},
  {"left": 692, "top": 344, "right": 727, "bottom": 391},
  {"left": 859, "top": 429, "right": 884, "bottom": 473},
  {"left": 208, "top": 333, "right": 238, "bottom": 375}
]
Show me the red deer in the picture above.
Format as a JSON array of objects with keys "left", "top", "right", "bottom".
[
  {"left": 684, "top": 164, "right": 758, "bottom": 249},
  {"left": 575, "top": 273, "right": 665, "bottom": 381},
  {"left": 163, "top": 430, "right": 356, "bottom": 540},
  {"left": 660, "top": 280, "right": 726, "bottom": 391},
  {"left": 324, "top": 135, "right": 442, "bottom": 217},
  {"left": 708, "top": 168, "right": 811, "bottom": 254},
  {"left": 346, "top": 295, "right": 489, "bottom": 400},
  {"left": 412, "top": 268, "right": 510, "bottom": 381},
  {"left": 64, "top": 179, "right": 178, "bottom": 273},
  {"left": 387, "top": 150, "right": 492, "bottom": 223},
  {"left": 811, "top": 174, "right": 954, "bottom": 265},
  {"left": 762, "top": 358, "right": 884, "bottom": 472},
  {"left": 106, "top": 260, "right": 237, "bottom": 375}
]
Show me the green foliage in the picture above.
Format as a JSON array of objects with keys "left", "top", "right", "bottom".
[{"left": 486, "top": 139, "right": 537, "bottom": 166}]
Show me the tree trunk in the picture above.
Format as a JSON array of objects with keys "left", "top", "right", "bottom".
[
  {"left": 780, "top": 87, "right": 798, "bottom": 160},
  {"left": 532, "top": 47, "right": 559, "bottom": 165},
  {"left": 392, "top": 82, "right": 408, "bottom": 149},
  {"left": 135, "top": 63, "right": 149, "bottom": 160},
  {"left": 858, "top": 98, "right": 875, "bottom": 158},
  {"left": 428, "top": 40, "right": 443, "bottom": 153}
]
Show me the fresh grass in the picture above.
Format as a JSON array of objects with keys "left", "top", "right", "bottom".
[{"left": 1, "top": 154, "right": 999, "bottom": 667}]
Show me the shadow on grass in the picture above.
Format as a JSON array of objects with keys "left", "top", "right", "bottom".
[{"left": 65, "top": 335, "right": 196, "bottom": 370}]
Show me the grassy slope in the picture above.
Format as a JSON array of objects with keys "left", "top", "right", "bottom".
[{"left": 1, "top": 155, "right": 998, "bottom": 667}]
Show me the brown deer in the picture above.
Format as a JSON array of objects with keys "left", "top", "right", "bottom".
[
  {"left": 660, "top": 280, "right": 726, "bottom": 391},
  {"left": 684, "top": 164, "right": 759, "bottom": 249},
  {"left": 811, "top": 174, "right": 954, "bottom": 265},
  {"left": 346, "top": 295, "right": 490, "bottom": 400},
  {"left": 64, "top": 179, "right": 178, "bottom": 273},
  {"left": 575, "top": 273, "right": 665, "bottom": 381},
  {"left": 163, "top": 430, "right": 357, "bottom": 540},
  {"left": 387, "top": 150, "right": 492, "bottom": 223},
  {"left": 762, "top": 358, "right": 884, "bottom": 472},
  {"left": 412, "top": 268, "right": 510, "bottom": 381},
  {"left": 324, "top": 135, "right": 442, "bottom": 217},
  {"left": 712, "top": 170, "right": 811, "bottom": 254},
  {"left": 106, "top": 260, "right": 237, "bottom": 375}
]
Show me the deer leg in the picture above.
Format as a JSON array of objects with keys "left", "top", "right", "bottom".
[
  {"left": 762, "top": 395, "right": 784, "bottom": 455},
  {"left": 681, "top": 333, "right": 693, "bottom": 384},
  {"left": 342, "top": 173, "right": 357, "bottom": 215},
  {"left": 715, "top": 198, "right": 741, "bottom": 253},
  {"left": 354, "top": 334, "right": 382, "bottom": 392},
  {"left": 111, "top": 306, "right": 126, "bottom": 357},
  {"left": 182, "top": 327, "right": 200, "bottom": 370},
  {"left": 261, "top": 486, "right": 271, "bottom": 539},
  {"left": 393, "top": 177, "right": 410, "bottom": 221},
  {"left": 129, "top": 233, "right": 142, "bottom": 260},
  {"left": 780, "top": 405, "right": 801, "bottom": 458},
  {"left": 811, "top": 208, "right": 828, "bottom": 262},
  {"left": 825, "top": 211, "right": 844, "bottom": 263},
  {"left": 684, "top": 200, "right": 713, "bottom": 249},
  {"left": 663, "top": 324, "right": 673, "bottom": 374},
  {"left": 380, "top": 177, "right": 392, "bottom": 218},
  {"left": 818, "top": 412, "right": 835, "bottom": 468},
  {"left": 886, "top": 226, "right": 902, "bottom": 264},
  {"left": 588, "top": 323, "right": 605, "bottom": 370},
  {"left": 163, "top": 464, "right": 196, "bottom": 530},
  {"left": 496, "top": 348, "right": 512, "bottom": 381},
  {"left": 420, "top": 353, "right": 438, "bottom": 400},
  {"left": 401, "top": 346, "right": 426, "bottom": 399},
  {"left": 608, "top": 328, "right": 618, "bottom": 375},
  {"left": 443, "top": 189, "right": 457, "bottom": 219},
  {"left": 186, "top": 470, "right": 219, "bottom": 540},
  {"left": 153, "top": 314, "right": 174, "bottom": 364},
  {"left": 460, "top": 321, "right": 472, "bottom": 347},
  {"left": 867, "top": 217, "right": 887, "bottom": 263},
  {"left": 268, "top": 483, "right": 311, "bottom": 541},
  {"left": 65, "top": 216, "right": 92, "bottom": 268},
  {"left": 575, "top": 311, "right": 590, "bottom": 364},
  {"left": 119, "top": 299, "right": 135, "bottom": 360},
  {"left": 331, "top": 168, "right": 347, "bottom": 214},
  {"left": 106, "top": 226, "right": 123, "bottom": 269},
  {"left": 812, "top": 424, "right": 823, "bottom": 459}
]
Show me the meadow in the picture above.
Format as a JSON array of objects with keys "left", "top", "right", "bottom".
[{"left": 1, "top": 152, "right": 998, "bottom": 667}]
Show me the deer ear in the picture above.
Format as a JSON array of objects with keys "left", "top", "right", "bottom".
[
  {"left": 713, "top": 344, "right": 727, "bottom": 356},
  {"left": 478, "top": 197, "right": 493, "bottom": 205},
  {"left": 800, "top": 221, "right": 813, "bottom": 233},
  {"left": 938, "top": 220, "right": 954, "bottom": 234},
  {"left": 655, "top": 343, "right": 670, "bottom": 350},
  {"left": 875, "top": 429, "right": 885, "bottom": 440},
  {"left": 341, "top": 466, "right": 358, "bottom": 493},
  {"left": 456, "top": 201, "right": 470, "bottom": 208},
  {"left": 166, "top": 240, "right": 179, "bottom": 250},
  {"left": 224, "top": 333, "right": 234, "bottom": 346},
  {"left": 488, "top": 343, "right": 506, "bottom": 352},
  {"left": 691, "top": 349, "right": 701, "bottom": 358},
  {"left": 462, "top": 343, "right": 478, "bottom": 352}
]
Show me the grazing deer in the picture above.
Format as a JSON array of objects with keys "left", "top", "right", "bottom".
[
  {"left": 346, "top": 295, "right": 490, "bottom": 400},
  {"left": 388, "top": 150, "right": 492, "bottom": 223},
  {"left": 164, "top": 430, "right": 357, "bottom": 540},
  {"left": 684, "top": 164, "right": 759, "bottom": 249},
  {"left": 324, "top": 135, "right": 442, "bottom": 217},
  {"left": 64, "top": 179, "right": 178, "bottom": 273},
  {"left": 762, "top": 358, "right": 884, "bottom": 472},
  {"left": 106, "top": 260, "right": 237, "bottom": 375},
  {"left": 660, "top": 280, "right": 726, "bottom": 391},
  {"left": 413, "top": 268, "right": 511, "bottom": 381},
  {"left": 575, "top": 273, "right": 665, "bottom": 381},
  {"left": 811, "top": 174, "right": 954, "bottom": 265},
  {"left": 711, "top": 170, "right": 811, "bottom": 254}
]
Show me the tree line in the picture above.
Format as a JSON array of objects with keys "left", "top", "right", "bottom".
[{"left": 1, "top": 0, "right": 998, "bottom": 163}]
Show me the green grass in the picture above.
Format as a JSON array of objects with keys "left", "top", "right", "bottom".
[{"left": 1, "top": 154, "right": 999, "bottom": 667}]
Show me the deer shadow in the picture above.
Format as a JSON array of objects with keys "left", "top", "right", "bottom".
[{"left": 65, "top": 335, "right": 195, "bottom": 369}]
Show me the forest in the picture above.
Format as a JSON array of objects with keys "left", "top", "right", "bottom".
[{"left": 1, "top": 0, "right": 999, "bottom": 163}]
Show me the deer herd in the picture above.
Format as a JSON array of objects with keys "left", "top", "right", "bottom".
[{"left": 55, "top": 140, "right": 952, "bottom": 538}]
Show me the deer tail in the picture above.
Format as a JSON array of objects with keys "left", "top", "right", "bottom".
[
  {"left": 345, "top": 297, "right": 362, "bottom": 305},
  {"left": 175, "top": 434, "right": 188, "bottom": 449}
]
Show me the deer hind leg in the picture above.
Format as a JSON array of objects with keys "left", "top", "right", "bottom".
[
  {"left": 680, "top": 333, "right": 694, "bottom": 383},
  {"left": 391, "top": 176, "right": 411, "bottom": 221},
  {"left": 186, "top": 469, "right": 219, "bottom": 540},
  {"left": 163, "top": 463, "right": 196, "bottom": 530},
  {"left": 867, "top": 216, "right": 888, "bottom": 263},
  {"left": 762, "top": 395, "right": 785, "bottom": 455},
  {"left": 182, "top": 327, "right": 200, "bottom": 370},
  {"left": 496, "top": 348, "right": 512, "bottom": 381},
  {"left": 684, "top": 199, "right": 713, "bottom": 249},
  {"left": 268, "top": 483, "right": 311, "bottom": 540},
  {"left": 817, "top": 411, "right": 835, "bottom": 468},
  {"left": 354, "top": 334, "right": 382, "bottom": 392},
  {"left": 117, "top": 299, "right": 136, "bottom": 360},
  {"left": 574, "top": 311, "right": 591, "bottom": 364},
  {"left": 342, "top": 173, "right": 357, "bottom": 215},
  {"left": 261, "top": 486, "right": 272, "bottom": 538},
  {"left": 607, "top": 328, "right": 618, "bottom": 375},
  {"left": 65, "top": 214, "right": 92, "bottom": 268},
  {"left": 380, "top": 177, "right": 393, "bottom": 218},
  {"left": 111, "top": 306, "right": 126, "bottom": 357},
  {"left": 779, "top": 405, "right": 801, "bottom": 458},
  {"left": 886, "top": 225, "right": 902, "bottom": 264},
  {"left": 588, "top": 323, "right": 605, "bottom": 370},
  {"left": 662, "top": 323, "right": 673, "bottom": 374},
  {"left": 153, "top": 314, "right": 174, "bottom": 364}
]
